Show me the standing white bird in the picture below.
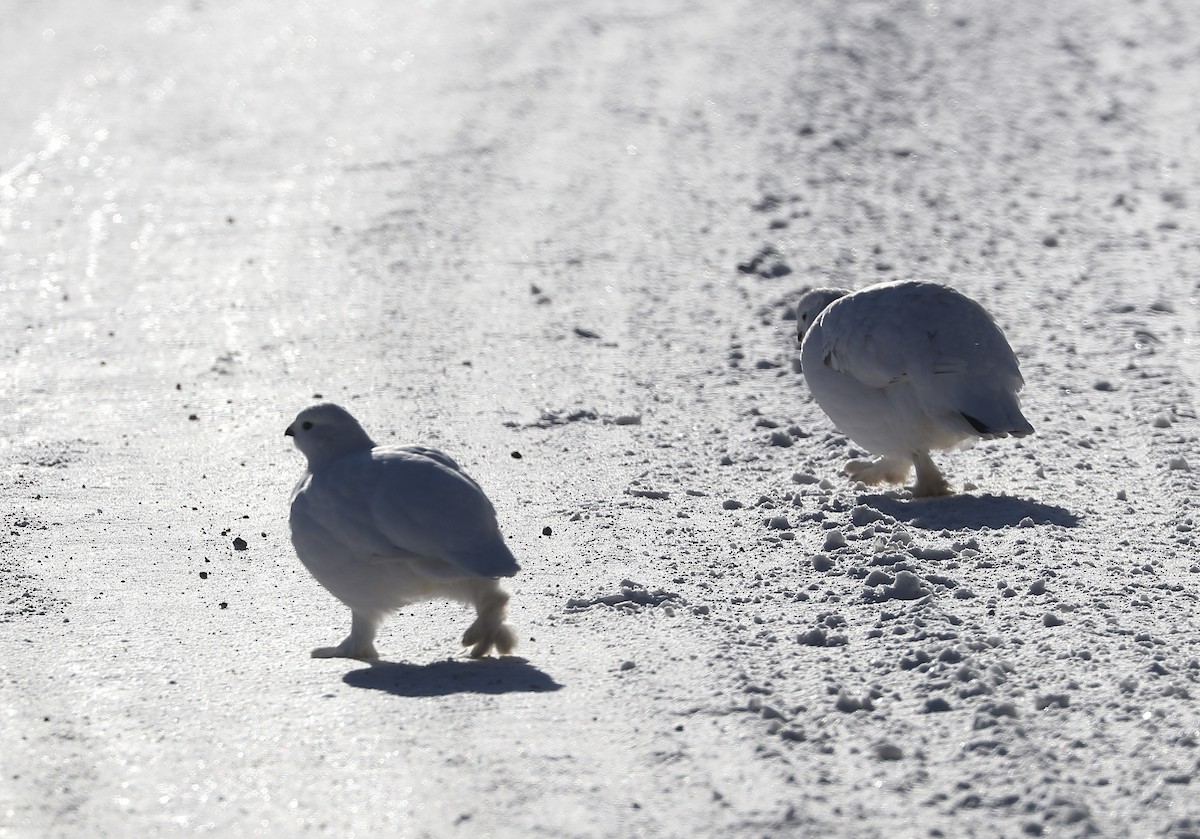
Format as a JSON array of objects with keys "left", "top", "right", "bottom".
[
  {"left": 285, "top": 403, "right": 519, "bottom": 659},
  {"left": 795, "top": 280, "right": 1033, "bottom": 497}
]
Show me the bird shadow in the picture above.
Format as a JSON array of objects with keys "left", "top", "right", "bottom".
[
  {"left": 861, "top": 492, "right": 1079, "bottom": 531},
  {"left": 341, "top": 656, "right": 562, "bottom": 698}
]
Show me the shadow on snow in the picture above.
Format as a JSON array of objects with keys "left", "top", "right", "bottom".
[
  {"left": 342, "top": 656, "right": 562, "bottom": 697},
  {"left": 862, "top": 492, "right": 1079, "bottom": 531}
]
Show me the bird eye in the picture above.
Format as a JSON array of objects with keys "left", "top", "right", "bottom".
[{"left": 302, "top": 421, "right": 313, "bottom": 430}]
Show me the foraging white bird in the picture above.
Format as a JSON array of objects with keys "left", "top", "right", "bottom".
[
  {"left": 285, "top": 403, "right": 519, "bottom": 659},
  {"left": 795, "top": 280, "right": 1033, "bottom": 496}
]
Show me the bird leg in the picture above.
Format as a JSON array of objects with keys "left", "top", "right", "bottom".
[
  {"left": 312, "top": 610, "right": 380, "bottom": 659},
  {"left": 844, "top": 456, "right": 912, "bottom": 487},
  {"left": 911, "top": 451, "right": 952, "bottom": 497},
  {"left": 462, "top": 583, "right": 517, "bottom": 658}
]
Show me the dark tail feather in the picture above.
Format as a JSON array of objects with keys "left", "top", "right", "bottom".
[
  {"left": 960, "top": 412, "right": 993, "bottom": 435},
  {"left": 961, "top": 411, "right": 1034, "bottom": 438}
]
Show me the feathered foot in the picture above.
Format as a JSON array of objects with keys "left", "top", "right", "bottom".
[
  {"left": 844, "top": 456, "right": 913, "bottom": 487},
  {"left": 312, "top": 611, "right": 380, "bottom": 659},
  {"left": 462, "top": 584, "right": 517, "bottom": 658},
  {"left": 911, "top": 451, "right": 952, "bottom": 497}
]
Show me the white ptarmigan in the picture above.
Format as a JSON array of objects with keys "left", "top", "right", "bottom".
[
  {"left": 285, "top": 403, "right": 519, "bottom": 659},
  {"left": 795, "top": 280, "right": 1034, "bottom": 497}
]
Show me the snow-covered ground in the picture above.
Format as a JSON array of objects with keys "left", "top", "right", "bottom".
[{"left": 3, "top": 1, "right": 1199, "bottom": 836}]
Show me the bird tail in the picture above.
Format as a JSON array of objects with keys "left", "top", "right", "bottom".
[
  {"left": 916, "top": 371, "right": 1033, "bottom": 440},
  {"left": 446, "top": 537, "right": 520, "bottom": 579},
  {"left": 481, "top": 541, "right": 521, "bottom": 578},
  {"left": 948, "top": 387, "right": 1034, "bottom": 439}
]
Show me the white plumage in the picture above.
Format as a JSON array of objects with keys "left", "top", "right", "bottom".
[
  {"left": 795, "top": 280, "right": 1033, "bottom": 496},
  {"left": 286, "top": 403, "right": 519, "bottom": 659}
]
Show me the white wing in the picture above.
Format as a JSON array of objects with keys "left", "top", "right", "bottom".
[
  {"left": 816, "top": 282, "right": 1012, "bottom": 381},
  {"left": 813, "top": 281, "right": 1031, "bottom": 438},
  {"left": 293, "top": 446, "right": 519, "bottom": 579}
]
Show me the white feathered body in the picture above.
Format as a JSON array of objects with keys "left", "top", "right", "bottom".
[
  {"left": 800, "top": 280, "right": 1032, "bottom": 463},
  {"left": 284, "top": 403, "right": 518, "bottom": 659},
  {"left": 290, "top": 444, "right": 519, "bottom": 621}
]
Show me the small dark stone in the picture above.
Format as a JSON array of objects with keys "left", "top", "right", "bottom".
[
  {"left": 511, "top": 451, "right": 523, "bottom": 459},
  {"left": 188, "top": 414, "right": 199, "bottom": 421},
  {"left": 219, "top": 602, "right": 228, "bottom": 609},
  {"left": 542, "top": 526, "right": 553, "bottom": 537},
  {"left": 750, "top": 194, "right": 783, "bottom": 213},
  {"left": 199, "top": 571, "right": 208, "bottom": 579},
  {"left": 232, "top": 537, "right": 248, "bottom": 551}
]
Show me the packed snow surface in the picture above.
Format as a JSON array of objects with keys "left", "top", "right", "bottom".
[{"left": 2, "top": 1, "right": 1199, "bottom": 837}]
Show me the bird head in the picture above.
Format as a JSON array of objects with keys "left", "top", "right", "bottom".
[
  {"left": 795, "top": 287, "right": 850, "bottom": 344},
  {"left": 285, "top": 403, "right": 376, "bottom": 468}
]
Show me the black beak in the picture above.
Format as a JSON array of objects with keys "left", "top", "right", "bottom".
[{"left": 284, "top": 426, "right": 294, "bottom": 437}]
